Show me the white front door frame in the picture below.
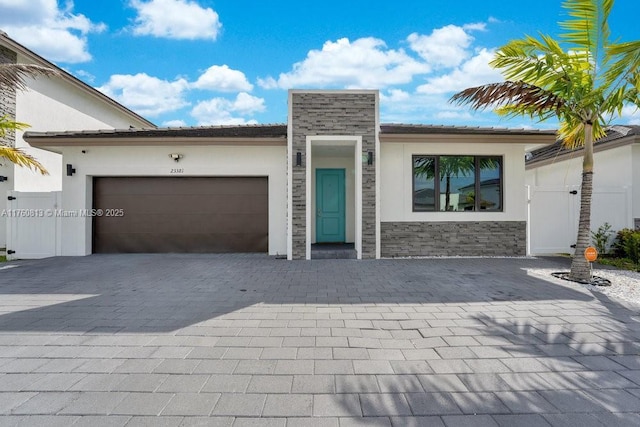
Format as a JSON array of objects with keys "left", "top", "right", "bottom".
[{"left": 305, "top": 136, "right": 362, "bottom": 260}]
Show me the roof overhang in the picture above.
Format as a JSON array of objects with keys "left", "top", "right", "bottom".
[
  {"left": 380, "top": 132, "right": 556, "bottom": 145},
  {"left": 24, "top": 135, "right": 287, "bottom": 154},
  {"left": 526, "top": 133, "right": 640, "bottom": 169}
]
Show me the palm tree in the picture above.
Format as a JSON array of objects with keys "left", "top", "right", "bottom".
[
  {"left": 450, "top": 0, "right": 640, "bottom": 281},
  {"left": 0, "top": 63, "right": 59, "bottom": 175}
]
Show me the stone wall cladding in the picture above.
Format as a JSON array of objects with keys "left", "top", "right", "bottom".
[
  {"left": 380, "top": 221, "right": 527, "bottom": 257},
  {"left": 290, "top": 92, "right": 377, "bottom": 259},
  {"left": 0, "top": 46, "right": 17, "bottom": 147}
]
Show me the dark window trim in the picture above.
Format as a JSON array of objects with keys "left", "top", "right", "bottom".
[{"left": 412, "top": 154, "right": 504, "bottom": 213}]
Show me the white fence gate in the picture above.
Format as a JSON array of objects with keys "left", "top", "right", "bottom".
[
  {"left": 5, "top": 191, "right": 61, "bottom": 260},
  {"left": 527, "top": 185, "right": 631, "bottom": 255}
]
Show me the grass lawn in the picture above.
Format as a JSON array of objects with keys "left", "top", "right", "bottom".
[{"left": 597, "top": 256, "right": 639, "bottom": 272}]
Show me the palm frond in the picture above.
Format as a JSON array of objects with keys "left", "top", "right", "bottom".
[
  {"left": 0, "top": 146, "right": 48, "bottom": 175},
  {"left": 559, "top": 0, "right": 612, "bottom": 57},
  {"left": 492, "top": 37, "right": 570, "bottom": 85},
  {"left": 0, "top": 115, "right": 29, "bottom": 137},
  {"left": 0, "top": 63, "right": 59, "bottom": 91},
  {"left": 450, "top": 81, "right": 566, "bottom": 117},
  {"left": 491, "top": 36, "right": 596, "bottom": 100},
  {"left": 603, "top": 40, "right": 640, "bottom": 96}
]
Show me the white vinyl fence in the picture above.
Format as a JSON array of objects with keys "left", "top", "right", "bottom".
[
  {"left": 5, "top": 191, "right": 61, "bottom": 260},
  {"left": 527, "top": 185, "right": 631, "bottom": 255}
]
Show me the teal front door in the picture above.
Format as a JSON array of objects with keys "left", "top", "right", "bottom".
[{"left": 316, "top": 169, "right": 346, "bottom": 243}]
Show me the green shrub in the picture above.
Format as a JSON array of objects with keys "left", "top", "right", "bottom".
[
  {"left": 613, "top": 228, "right": 640, "bottom": 262},
  {"left": 591, "top": 222, "right": 613, "bottom": 255},
  {"left": 625, "top": 234, "right": 640, "bottom": 264}
]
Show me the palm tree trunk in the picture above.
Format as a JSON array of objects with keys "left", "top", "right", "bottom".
[{"left": 569, "top": 122, "right": 594, "bottom": 281}]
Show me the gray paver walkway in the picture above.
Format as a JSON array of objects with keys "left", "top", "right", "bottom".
[{"left": 0, "top": 254, "right": 639, "bottom": 426}]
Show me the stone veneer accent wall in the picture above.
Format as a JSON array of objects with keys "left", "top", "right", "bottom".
[
  {"left": 290, "top": 92, "right": 377, "bottom": 259},
  {"left": 0, "top": 45, "right": 17, "bottom": 148},
  {"left": 380, "top": 221, "right": 527, "bottom": 257}
]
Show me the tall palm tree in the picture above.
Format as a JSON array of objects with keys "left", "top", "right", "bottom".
[
  {"left": 0, "top": 63, "right": 59, "bottom": 175},
  {"left": 450, "top": 0, "right": 640, "bottom": 281}
]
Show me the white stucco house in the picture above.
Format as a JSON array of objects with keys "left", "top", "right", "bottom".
[
  {"left": 526, "top": 125, "right": 640, "bottom": 255},
  {"left": 0, "top": 31, "right": 154, "bottom": 249},
  {"left": 19, "top": 90, "right": 555, "bottom": 260}
]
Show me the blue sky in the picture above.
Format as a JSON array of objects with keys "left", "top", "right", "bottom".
[{"left": 1, "top": 0, "right": 638, "bottom": 129}]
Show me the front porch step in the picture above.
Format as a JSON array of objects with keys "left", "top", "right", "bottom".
[{"left": 311, "top": 244, "right": 357, "bottom": 259}]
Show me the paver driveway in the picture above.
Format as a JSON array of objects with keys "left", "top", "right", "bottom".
[{"left": 0, "top": 254, "right": 639, "bottom": 426}]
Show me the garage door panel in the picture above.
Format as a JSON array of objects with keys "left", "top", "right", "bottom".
[
  {"left": 99, "top": 194, "right": 269, "bottom": 215},
  {"left": 101, "top": 177, "right": 267, "bottom": 196},
  {"left": 97, "top": 233, "right": 268, "bottom": 254},
  {"left": 93, "top": 177, "right": 268, "bottom": 253},
  {"left": 96, "top": 213, "right": 267, "bottom": 235}
]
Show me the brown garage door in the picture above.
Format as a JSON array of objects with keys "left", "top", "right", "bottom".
[{"left": 93, "top": 177, "right": 268, "bottom": 253}]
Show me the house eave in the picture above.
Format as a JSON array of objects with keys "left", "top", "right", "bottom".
[
  {"left": 24, "top": 135, "right": 287, "bottom": 154},
  {"left": 380, "top": 133, "right": 556, "bottom": 145},
  {"left": 525, "top": 134, "right": 640, "bottom": 170}
]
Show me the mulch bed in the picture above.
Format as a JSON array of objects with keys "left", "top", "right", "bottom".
[{"left": 552, "top": 272, "right": 612, "bottom": 287}]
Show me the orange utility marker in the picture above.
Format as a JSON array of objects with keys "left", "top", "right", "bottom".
[
  {"left": 584, "top": 246, "right": 598, "bottom": 262},
  {"left": 584, "top": 246, "right": 598, "bottom": 281}
]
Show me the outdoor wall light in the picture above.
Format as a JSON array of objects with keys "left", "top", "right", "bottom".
[
  {"left": 296, "top": 151, "right": 302, "bottom": 167},
  {"left": 169, "top": 153, "right": 184, "bottom": 162},
  {"left": 367, "top": 151, "right": 374, "bottom": 165},
  {"left": 66, "top": 164, "right": 76, "bottom": 176},
  {"left": 0, "top": 176, "right": 7, "bottom": 182}
]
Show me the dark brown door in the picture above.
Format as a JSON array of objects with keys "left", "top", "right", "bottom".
[{"left": 93, "top": 177, "right": 268, "bottom": 253}]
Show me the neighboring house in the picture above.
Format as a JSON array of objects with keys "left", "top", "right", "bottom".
[
  {"left": 0, "top": 31, "right": 154, "bottom": 248},
  {"left": 526, "top": 125, "right": 640, "bottom": 255},
  {"left": 22, "top": 90, "right": 555, "bottom": 260}
]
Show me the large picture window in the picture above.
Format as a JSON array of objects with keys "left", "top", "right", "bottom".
[{"left": 413, "top": 155, "right": 503, "bottom": 212}]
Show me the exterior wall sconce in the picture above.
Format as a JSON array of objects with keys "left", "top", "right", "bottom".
[
  {"left": 66, "top": 164, "right": 76, "bottom": 176},
  {"left": 367, "top": 151, "right": 374, "bottom": 165},
  {"left": 0, "top": 176, "right": 7, "bottom": 182},
  {"left": 295, "top": 152, "right": 302, "bottom": 167},
  {"left": 169, "top": 153, "right": 183, "bottom": 162}
]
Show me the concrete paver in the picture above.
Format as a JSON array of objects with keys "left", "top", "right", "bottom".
[{"left": 0, "top": 254, "right": 639, "bottom": 424}]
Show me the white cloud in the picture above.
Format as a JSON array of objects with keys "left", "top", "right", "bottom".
[
  {"left": 258, "top": 37, "right": 430, "bottom": 90},
  {"left": 435, "top": 110, "right": 474, "bottom": 120},
  {"left": 462, "top": 22, "right": 487, "bottom": 31},
  {"left": 408, "top": 25, "right": 476, "bottom": 68},
  {"left": 192, "top": 65, "right": 253, "bottom": 92},
  {"left": 191, "top": 92, "right": 265, "bottom": 125},
  {"left": 162, "top": 119, "right": 187, "bottom": 127},
  {"left": 416, "top": 48, "right": 502, "bottom": 95},
  {"left": 621, "top": 105, "right": 640, "bottom": 125},
  {"left": 97, "top": 73, "right": 190, "bottom": 117},
  {"left": 380, "top": 89, "right": 411, "bottom": 103},
  {"left": 130, "top": 0, "right": 222, "bottom": 40},
  {"left": 232, "top": 92, "right": 265, "bottom": 113},
  {"left": 0, "top": 0, "right": 106, "bottom": 63},
  {"left": 73, "top": 69, "right": 96, "bottom": 83},
  {"left": 257, "top": 76, "right": 278, "bottom": 89}
]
